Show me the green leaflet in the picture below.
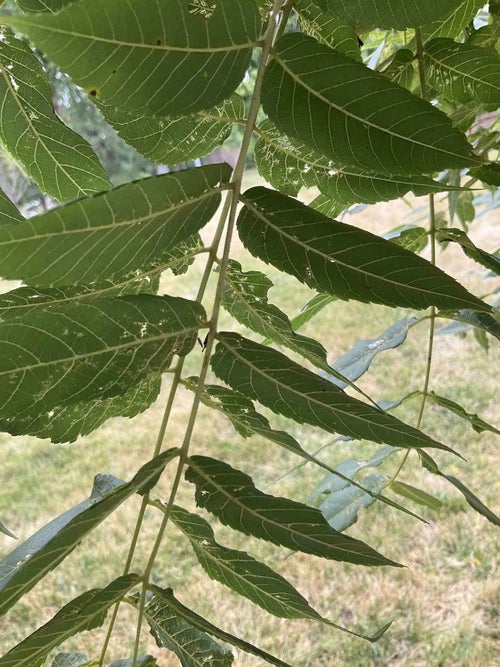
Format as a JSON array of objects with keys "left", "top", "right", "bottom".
[
  {"left": 0, "top": 451, "right": 176, "bottom": 616},
  {"left": 98, "top": 94, "right": 245, "bottom": 165},
  {"left": 262, "top": 33, "right": 478, "bottom": 176},
  {"left": 0, "top": 575, "right": 140, "bottom": 667},
  {"left": 170, "top": 505, "right": 389, "bottom": 640},
  {"left": 436, "top": 228, "right": 500, "bottom": 275},
  {"left": 469, "top": 163, "right": 500, "bottom": 187},
  {"left": 439, "top": 309, "right": 500, "bottom": 343},
  {"left": 145, "top": 587, "right": 292, "bottom": 667},
  {"left": 222, "top": 259, "right": 331, "bottom": 372},
  {"left": 254, "top": 120, "right": 456, "bottom": 204},
  {"left": 320, "top": 0, "right": 462, "bottom": 29},
  {"left": 0, "top": 31, "right": 110, "bottom": 202},
  {"left": 381, "top": 49, "right": 416, "bottom": 91},
  {"left": 237, "top": 187, "right": 489, "bottom": 312},
  {"left": 0, "top": 294, "right": 205, "bottom": 419},
  {"left": 0, "top": 520, "right": 16, "bottom": 539},
  {"left": 186, "top": 455, "right": 401, "bottom": 567},
  {"left": 15, "top": 0, "right": 71, "bottom": 11},
  {"left": 170, "top": 505, "right": 321, "bottom": 620},
  {"left": 424, "top": 38, "right": 500, "bottom": 105},
  {"left": 0, "top": 164, "right": 230, "bottom": 286},
  {"left": 390, "top": 481, "right": 443, "bottom": 511},
  {"left": 0, "top": 188, "right": 23, "bottom": 225},
  {"left": 2, "top": 0, "right": 262, "bottom": 116},
  {"left": 108, "top": 658, "right": 156, "bottom": 667},
  {"left": 420, "top": 451, "right": 500, "bottom": 526},
  {"left": 295, "top": 1, "right": 361, "bottom": 61},
  {"left": 144, "top": 593, "right": 234, "bottom": 667},
  {"left": 0, "top": 374, "right": 161, "bottom": 443},
  {"left": 427, "top": 391, "right": 500, "bottom": 435},
  {"left": 422, "top": 0, "right": 484, "bottom": 41},
  {"left": 212, "top": 333, "right": 456, "bottom": 453}
]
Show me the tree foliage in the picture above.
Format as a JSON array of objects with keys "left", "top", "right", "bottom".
[{"left": 0, "top": 0, "right": 498, "bottom": 665}]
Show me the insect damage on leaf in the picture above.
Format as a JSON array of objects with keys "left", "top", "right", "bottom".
[{"left": 189, "top": 0, "right": 216, "bottom": 18}]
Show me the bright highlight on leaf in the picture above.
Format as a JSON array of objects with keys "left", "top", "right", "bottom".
[
  {"left": 238, "top": 187, "right": 489, "bottom": 312},
  {"left": 2, "top": 0, "right": 262, "bottom": 116}
]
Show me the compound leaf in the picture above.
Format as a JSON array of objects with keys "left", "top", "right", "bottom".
[
  {"left": 0, "top": 164, "right": 230, "bottom": 287},
  {"left": 262, "top": 33, "right": 478, "bottom": 175},
  {"left": 0, "top": 451, "right": 176, "bottom": 616},
  {"left": 238, "top": 187, "right": 489, "bottom": 312},
  {"left": 3, "top": 0, "right": 262, "bottom": 116}
]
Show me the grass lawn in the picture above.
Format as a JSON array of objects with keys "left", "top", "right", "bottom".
[{"left": 0, "top": 171, "right": 499, "bottom": 666}]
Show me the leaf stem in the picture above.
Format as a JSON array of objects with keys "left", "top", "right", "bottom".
[{"left": 129, "top": 3, "right": 285, "bottom": 663}]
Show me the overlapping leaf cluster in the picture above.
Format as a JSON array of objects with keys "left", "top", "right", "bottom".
[{"left": 0, "top": 0, "right": 498, "bottom": 665}]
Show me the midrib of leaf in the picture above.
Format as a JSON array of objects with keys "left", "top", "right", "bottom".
[
  {"left": 240, "top": 196, "right": 471, "bottom": 304},
  {"left": 0, "top": 53, "right": 89, "bottom": 196},
  {"left": 424, "top": 46, "right": 500, "bottom": 95},
  {"left": 0, "top": 187, "right": 227, "bottom": 246},
  {"left": 217, "top": 334, "right": 444, "bottom": 447},
  {"left": 272, "top": 52, "right": 477, "bottom": 166},
  {"left": 10, "top": 21, "right": 258, "bottom": 53},
  {"left": 0, "top": 323, "right": 205, "bottom": 377}
]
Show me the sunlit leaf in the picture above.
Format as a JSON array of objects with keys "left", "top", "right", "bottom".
[
  {"left": 98, "top": 94, "right": 245, "bottom": 165},
  {"left": 422, "top": 0, "right": 484, "bottom": 41},
  {"left": 3, "top": 0, "right": 262, "bottom": 116},
  {"left": 420, "top": 451, "right": 500, "bottom": 526},
  {"left": 0, "top": 188, "right": 23, "bottom": 225},
  {"left": 390, "top": 481, "right": 443, "bottom": 510},
  {"left": 427, "top": 391, "right": 500, "bottom": 435},
  {"left": 146, "top": 586, "right": 293, "bottom": 667},
  {"left": 238, "top": 187, "right": 489, "bottom": 312},
  {"left": 318, "top": 473, "right": 386, "bottom": 531},
  {"left": 0, "top": 30, "right": 110, "bottom": 202},
  {"left": 186, "top": 455, "right": 401, "bottom": 567},
  {"left": 437, "top": 228, "right": 500, "bottom": 275},
  {"left": 389, "top": 227, "right": 429, "bottom": 253},
  {"left": 0, "top": 451, "right": 176, "bottom": 615},
  {"left": 320, "top": 0, "right": 463, "bottom": 29},
  {"left": 222, "top": 259, "right": 330, "bottom": 371},
  {"left": 51, "top": 653, "right": 91, "bottom": 667},
  {"left": 0, "top": 164, "right": 230, "bottom": 286},
  {"left": 263, "top": 33, "right": 478, "bottom": 175},
  {"left": 424, "top": 38, "right": 500, "bottom": 105},
  {"left": 381, "top": 49, "right": 416, "bottom": 90},
  {"left": 325, "top": 318, "right": 418, "bottom": 388},
  {"left": 0, "top": 575, "right": 139, "bottom": 667},
  {"left": 0, "top": 295, "right": 204, "bottom": 420},
  {"left": 254, "top": 120, "right": 456, "bottom": 204},
  {"left": 212, "top": 333, "right": 458, "bottom": 454},
  {"left": 295, "top": 1, "right": 361, "bottom": 61}
]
